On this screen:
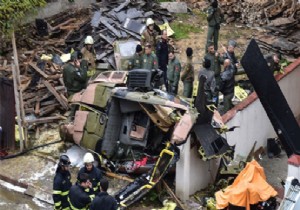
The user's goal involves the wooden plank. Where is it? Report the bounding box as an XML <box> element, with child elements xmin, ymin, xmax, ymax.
<box><xmin>40</xmin><ymin>99</ymin><xmax>58</xmax><ymax>107</ymax></box>
<box><xmin>35</xmin><ymin>101</ymin><xmax>40</xmax><ymax>115</ymax></box>
<box><xmin>28</xmin><ymin>62</ymin><xmax>49</xmax><ymax>79</ymax></box>
<box><xmin>26</xmin><ymin>116</ymin><xmax>66</xmax><ymax>124</ymax></box>
<box><xmin>42</xmin><ymin>79</ymin><xmax>69</xmax><ymax>110</ymax></box>
<box><xmin>39</xmin><ymin>104</ymin><xmax>59</xmax><ymax>116</ymax></box>
<box><xmin>162</xmin><ymin>180</ymin><xmax>186</xmax><ymax>210</ymax></box>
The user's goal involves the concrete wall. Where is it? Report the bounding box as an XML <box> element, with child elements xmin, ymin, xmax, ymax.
<box><xmin>226</xmin><ymin>64</ymin><xmax>300</xmax><ymax>156</ymax></box>
<box><xmin>36</xmin><ymin>0</ymin><xmax>96</xmax><ymax>19</ymax></box>
<box><xmin>175</xmin><ymin>59</ymin><xmax>300</xmax><ymax>201</ymax></box>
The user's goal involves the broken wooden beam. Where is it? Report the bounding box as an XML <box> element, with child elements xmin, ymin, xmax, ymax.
<box><xmin>42</xmin><ymin>79</ymin><xmax>69</xmax><ymax>110</ymax></box>
<box><xmin>28</xmin><ymin>62</ymin><xmax>49</xmax><ymax>79</ymax></box>
<box><xmin>162</xmin><ymin>179</ymin><xmax>186</xmax><ymax>210</ymax></box>
<box><xmin>26</xmin><ymin>116</ymin><xmax>66</xmax><ymax>124</ymax></box>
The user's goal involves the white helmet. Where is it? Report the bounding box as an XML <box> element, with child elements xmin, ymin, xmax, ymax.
<box><xmin>146</xmin><ymin>18</ymin><xmax>154</xmax><ymax>26</ymax></box>
<box><xmin>84</xmin><ymin>35</ymin><xmax>94</xmax><ymax>45</ymax></box>
<box><xmin>83</xmin><ymin>152</ymin><xmax>94</xmax><ymax>163</ymax></box>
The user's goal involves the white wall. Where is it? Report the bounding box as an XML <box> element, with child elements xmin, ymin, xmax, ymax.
<box><xmin>175</xmin><ymin>64</ymin><xmax>300</xmax><ymax>201</ymax></box>
<box><xmin>226</xmin><ymin>65</ymin><xmax>300</xmax><ymax>156</ymax></box>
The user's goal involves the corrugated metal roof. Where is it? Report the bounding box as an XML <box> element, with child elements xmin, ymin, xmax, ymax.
<box><xmin>0</xmin><ymin>78</ymin><xmax>15</xmax><ymax>150</ymax></box>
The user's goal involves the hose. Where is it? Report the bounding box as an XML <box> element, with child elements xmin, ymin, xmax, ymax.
<box><xmin>0</xmin><ymin>139</ymin><xmax>63</xmax><ymax>160</ymax></box>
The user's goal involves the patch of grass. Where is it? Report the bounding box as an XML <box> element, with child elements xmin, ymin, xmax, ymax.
<box><xmin>170</xmin><ymin>21</ymin><xmax>203</xmax><ymax>40</ymax></box>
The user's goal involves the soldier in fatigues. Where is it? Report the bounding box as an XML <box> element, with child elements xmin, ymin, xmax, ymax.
<box><xmin>220</xmin><ymin>59</ymin><xmax>235</xmax><ymax>113</ymax></box>
<box><xmin>181</xmin><ymin>47</ymin><xmax>194</xmax><ymax>98</ymax></box>
<box><xmin>167</xmin><ymin>50</ymin><xmax>181</xmax><ymax>95</ymax></box>
<box><xmin>204</xmin><ymin>42</ymin><xmax>224</xmax><ymax>105</ymax></box>
<box><xmin>63</xmin><ymin>51</ymin><xmax>88</xmax><ymax>97</ymax></box>
<box><xmin>141</xmin><ymin>18</ymin><xmax>158</xmax><ymax>50</ymax></box>
<box><xmin>206</xmin><ymin>0</ymin><xmax>224</xmax><ymax>51</ymax></box>
<box><xmin>128</xmin><ymin>44</ymin><xmax>143</xmax><ymax>70</ymax></box>
<box><xmin>222</xmin><ymin>40</ymin><xmax>239</xmax><ymax>74</ymax></box>
<box><xmin>142</xmin><ymin>44</ymin><xmax>158</xmax><ymax>70</ymax></box>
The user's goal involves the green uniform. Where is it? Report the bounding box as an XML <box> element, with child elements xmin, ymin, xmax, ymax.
<box><xmin>141</xmin><ymin>29</ymin><xmax>158</xmax><ymax>50</ymax></box>
<box><xmin>128</xmin><ymin>53</ymin><xmax>143</xmax><ymax>70</ymax></box>
<box><xmin>167</xmin><ymin>57</ymin><xmax>181</xmax><ymax>94</ymax></box>
<box><xmin>63</xmin><ymin>61</ymin><xmax>88</xmax><ymax>96</ymax></box>
<box><xmin>142</xmin><ymin>53</ymin><xmax>158</xmax><ymax>70</ymax></box>
<box><xmin>181</xmin><ymin>58</ymin><xmax>194</xmax><ymax>98</ymax></box>
<box><xmin>206</xmin><ymin>6</ymin><xmax>224</xmax><ymax>51</ymax></box>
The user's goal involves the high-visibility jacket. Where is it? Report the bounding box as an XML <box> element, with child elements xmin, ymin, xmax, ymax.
<box><xmin>77</xmin><ymin>166</ymin><xmax>103</xmax><ymax>196</ymax></box>
<box><xmin>68</xmin><ymin>184</ymin><xmax>92</xmax><ymax>210</ymax></box>
<box><xmin>53</xmin><ymin>169</ymin><xmax>72</xmax><ymax>210</ymax></box>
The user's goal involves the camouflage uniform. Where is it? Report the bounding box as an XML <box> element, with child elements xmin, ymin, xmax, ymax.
<box><xmin>206</xmin><ymin>5</ymin><xmax>224</xmax><ymax>51</ymax></box>
<box><xmin>181</xmin><ymin>58</ymin><xmax>194</xmax><ymax>98</ymax></box>
<box><xmin>142</xmin><ymin>53</ymin><xmax>158</xmax><ymax>70</ymax></box>
<box><xmin>63</xmin><ymin>61</ymin><xmax>88</xmax><ymax>96</ymax></box>
<box><xmin>167</xmin><ymin>57</ymin><xmax>181</xmax><ymax>94</ymax></box>
<box><xmin>128</xmin><ymin>53</ymin><xmax>143</xmax><ymax>70</ymax></box>
<box><xmin>141</xmin><ymin>29</ymin><xmax>158</xmax><ymax>50</ymax></box>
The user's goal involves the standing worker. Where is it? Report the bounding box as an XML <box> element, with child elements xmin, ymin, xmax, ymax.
<box><xmin>90</xmin><ymin>179</ymin><xmax>118</xmax><ymax>210</ymax></box>
<box><xmin>167</xmin><ymin>50</ymin><xmax>181</xmax><ymax>95</ymax></box>
<box><xmin>220</xmin><ymin>59</ymin><xmax>235</xmax><ymax>113</ymax></box>
<box><xmin>53</xmin><ymin>155</ymin><xmax>72</xmax><ymax>210</ymax></box>
<box><xmin>206</xmin><ymin>0</ymin><xmax>224</xmax><ymax>52</ymax></box>
<box><xmin>156</xmin><ymin>30</ymin><xmax>170</xmax><ymax>91</ymax></box>
<box><xmin>81</xmin><ymin>35</ymin><xmax>96</xmax><ymax>78</ymax></box>
<box><xmin>141</xmin><ymin>18</ymin><xmax>158</xmax><ymax>50</ymax></box>
<box><xmin>63</xmin><ymin>51</ymin><xmax>88</xmax><ymax>97</ymax></box>
<box><xmin>198</xmin><ymin>58</ymin><xmax>217</xmax><ymax>104</ymax></box>
<box><xmin>222</xmin><ymin>40</ymin><xmax>239</xmax><ymax>74</ymax></box>
<box><xmin>204</xmin><ymin>42</ymin><xmax>224</xmax><ymax>105</ymax></box>
<box><xmin>181</xmin><ymin>47</ymin><xmax>195</xmax><ymax>98</ymax></box>
<box><xmin>77</xmin><ymin>152</ymin><xmax>103</xmax><ymax>197</ymax></box>
<box><xmin>142</xmin><ymin>43</ymin><xmax>158</xmax><ymax>70</ymax></box>
<box><xmin>128</xmin><ymin>44</ymin><xmax>143</xmax><ymax>70</ymax></box>
<box><xmin>68</xmin><ymin>173</ymin><xmax>93</xmax><ymax>210</ymax></box>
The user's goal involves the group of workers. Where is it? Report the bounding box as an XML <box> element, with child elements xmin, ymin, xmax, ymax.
<box><xmin>62</xmin><ymin>0</ymin><xmax>283</xmax><ymax>112</ymax></box>
<box><xmin>53</xmin><ymin>153</ymin><xmax>117</xmax><ymax>210</ymax></box>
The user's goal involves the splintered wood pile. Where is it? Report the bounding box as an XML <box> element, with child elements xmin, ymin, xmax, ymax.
<box><xmin>219</xmin><ymin>0</ymin><xmax>300</xmax><ymax>26</ymax></box>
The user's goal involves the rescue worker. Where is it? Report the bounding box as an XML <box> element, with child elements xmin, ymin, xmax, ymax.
<box><xmin>167</xmin><ymin>50</ymin><xmax>181</xmax><ymax>95</ymax></box>
<box><xmin>53</xmin><ymin>155</ymin><xmax>72</xmax><ymax>210</ymax></box>
<box><xmin>181</xmin><ymin>47</ymin><xmax>194</xmax><ymax>98</ymax></box>
<box><xmin>77</xmin><ymin>152</ymin><xmax>103</xmax><ymax>197</ymax></box>
<box><xmin>198</xmin><ymin>58</ymin><xmax>216</xmax><ymax>104</ymax></box>
<box><xmin>128</xmin><ymin>44</ymin><xmax>143</xmax><ymax>70</ymax></box>
<box><xmin>265</xmin><ymin>53</ymin><xmax>281</xmax><ymax>73</ymax></box>
<box><xmin>141</xmin><ymin>18</ymin><xmax>158</xmax><ymax>50</ymax></box>
<box><xmin>204</xmin><ymin>42</ymin><xmax>224</xmax><ymax>105</ymax></box>
<box><xmin>68</xmin><ymin>173</ymin><xmax>93</xmax><ymax>210</ymax></box>
<box><xmin>223</xmin><ymin>40</ymin><xmax>239</xmax><ymax>74</ymax></box>
<box><xmin>81</xmin><ymin>35</ymin><xmax>96</xmax><ymax>77</ymax></box>
<box><xmin>63</xmin><ymin>51</ymin><xmax>88</xmax><ymax>97</ymax></box>
<box><xmin>156</xmin><ymin>30</ymin><xmax>170</xmax><ymax>91</ymax></box>
<box><xmin>90</xmin><ymin>179</ymin><xmax>118</xmax><ymax>210</ymax></box>
<box><xmin>142</xmin><ymin>43</ymin><xmax>158</xmax><ymax>70</ymax></box>
<box><xmin>206</xmin><ymin>0</ymin><xmax>224</xmax><ymax>52</ymax></box>
<box><xmin>220</xmin><ymin>59</ymin><xmax>235</xmax><ymax>113</ymax></box>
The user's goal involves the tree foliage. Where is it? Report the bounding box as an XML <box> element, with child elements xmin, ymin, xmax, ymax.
<box><xmin>0</xmin><ymin>0</ymin><xmax>46</xmax><ymax>35</ymax></box>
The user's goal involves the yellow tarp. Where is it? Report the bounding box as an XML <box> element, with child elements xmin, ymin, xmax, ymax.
<box><xmin>215</xmin><ymin>160</ymin><xmax>277</xmax><ymax>210</ymax></box>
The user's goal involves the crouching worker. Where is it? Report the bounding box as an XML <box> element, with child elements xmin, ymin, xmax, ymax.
<box><xmin>53</xmin><ymin>155</ymin><xmax>72</xmax><ymax>210</ymax></box>
<box><xmin>77</xmin><ymin>152</ymin><xmax>103</xmax><ymax>198</ymax></box>
<box><xmin>90</xmin><ymin>178</ymin><xmax>118</xmax><ymax>210</ymax></box>
<box><xmin>68</xmin><ymin>173</ymin><xmax>93</xmax><ymax>210</ymax></box>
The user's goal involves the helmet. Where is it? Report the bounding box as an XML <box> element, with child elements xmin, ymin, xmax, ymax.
<box><xmin>70</xmin><ymin>51</ymin><xmax>83</xmax><ymax>61</ymax></box>
<box><xmin>59</xmin><ymin>155</ymin><xmax>71</xmax><ymax>166</ymax></box>
<box><xmin>83</xmin><ymin>152</ymin><xmax>94</xmax><ymax>163</ymax></box>
<box><xmin>146</xmin><ymin>18</ymin><xmax>154</xmax><ymax>26</ymax></box>
<box><xmin>84</xmin><ymin>35</ymin><xmax>94</xmax><ymax>45</ymax></box>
